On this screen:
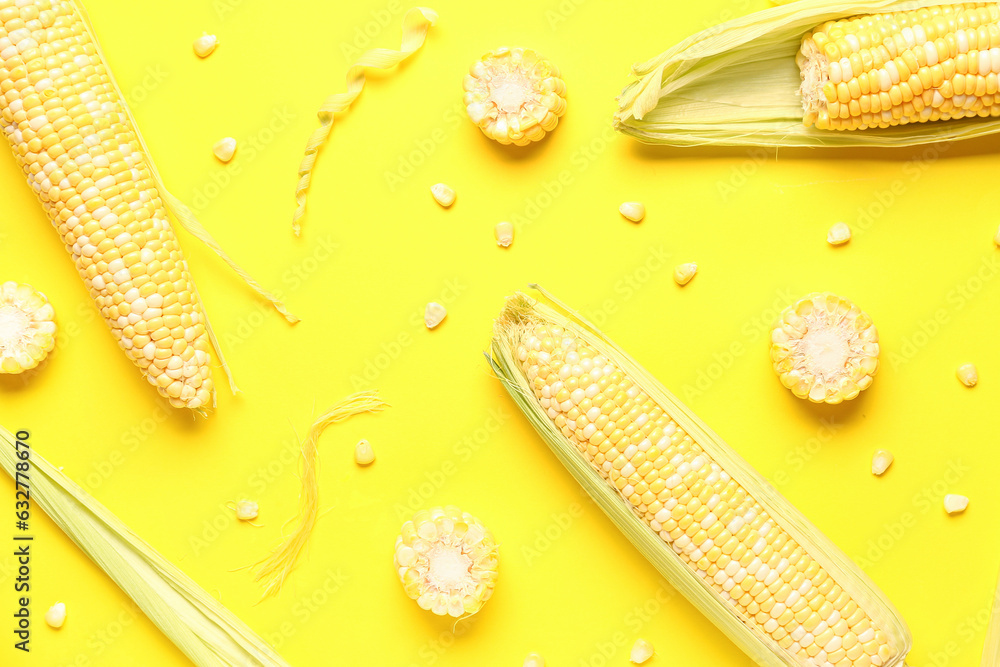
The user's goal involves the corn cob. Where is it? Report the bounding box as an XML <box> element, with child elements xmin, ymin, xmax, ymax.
<box><xmin>393</xmin><ymin>506</ymin><xmax>499</xmax><ymax>618</ymax></box>
<box><xmin>615</xmin><ymin>0</ymin><xmax>1000</xmax><ymax>147</ymax></box>
<box><xmin>491</xmin><ymin>290</ymin><xmax>911</xmax><ymax>667</ymax></box>
<box><xmin>0</xmin><ymin>0</ymin><xmax>290</xmax><ymax>408</ymax></box>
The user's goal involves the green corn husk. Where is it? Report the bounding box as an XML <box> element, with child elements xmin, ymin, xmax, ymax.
<box><xmin>0</xmin><ymin>427</ymin><xmax>289</xmax><ymax>667</ymax></box>
<box><xmin>489</xmin><ymin>288</ymin><xmax>912</xmax><ymax>667</ymax></box>
<box><xmin>983</xmin><ymin>568</ymin><xmax>1000</xmax><ymax>666</ymax></box>
<box><xmin>614</xmin><ymin>0</ymin><xmax>1000</xmax><ymax>147</ymax></box>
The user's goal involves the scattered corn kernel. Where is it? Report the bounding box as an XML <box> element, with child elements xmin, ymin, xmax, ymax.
<box><xmin>0</xmin><ymin>282</ymin><xmax>57</xmax><ymax>374</ymax></box>
<box><xmin>871</xmin><ymin>450</ymin><xmax>894</xmax><ymax>476</ymax></box>
<box><xmin>944</xmin><ymin>494</ymin><xmax>969</xmax><ymax>515</ymax></box>
<box><xmin>45</xmin><ymin>602</ymin><xmax>66</xmax><ymax>629</ymax></box>
<box><xmin>619</xmin><ymin>201</ymin><xmax>646</xmax><ymax>223</ymax></box>
<box><xmin>630</xmin><ymin>638</ymin><xmax>655</xmax><ymax>663</ymax></box>
<box><xmin>673</xmin><ymin>263</ymin><xmax>698</xmax><ymax>286</ymax></box>
<box><xmin>235</xmin><ymin>500</ymin><xmax>259</xmax><ymax>521</ymax></box>
<box><xmin>770</xmin><ymin>292</ymin><xmax>879</xmax><ymax>404</ymax></box>
<box><xmin>355</xmin><ymin>439</ymin><xmax>375</xmax><ymax>466</ymax></box>
<box><xmin>463</xmin><ymin>47</ymin><xmax>567</xmax><ymax>146</ymax></box>
<box><xmin>523</xmin><ymin>653</ymin><xmax>545</xmax><ymax>667</ymax></box>
<box><xmin>827</xmin><ymin>222</ymin><xmax>851</xmax><ymax>245</ymax></box>
<box><xmin>424</xmin><ymin>302</ymin><xmax>447</xmax><ymax>329</ymax></box>
<box><xmin>393</xmin><ymin>506</ymin><xmax>499</xmax><ymax>617</ymax></box>
<box><xmin>430</xmin><ymin>183</ymin><xmax>456</xmax><ymax>208</ymax></box>
<box><xmin>193</xmin><ymin>33</ymin><xmax>218</xmax><ymax>58</ymax></box>
<box><xmin>956</xmin><ymin>363</ymin><xmax>978</xmax><ymax>388</ymax></box>
<box><xmin>213</xmin><ymin>137</ymin><xmax>237</xmax><ymax>163</ymax></box>
<box><xmin>495</xmin><ymin>222</ymin><xmax>514</xmax><ymax>248</ymax></box>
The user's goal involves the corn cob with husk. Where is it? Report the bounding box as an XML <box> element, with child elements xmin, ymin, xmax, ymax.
<box><xmin>615</xmin><ymin>0</ymin><xmax>1000</xmax><ymax>147</ymax></box>
<box><xmin>0</xmin><ymin>0</ymin><xmax>292</xmax><ymax>409</ymax></box>
<box><xmin>490</xmin><ymin>289</ymin><xmax>911</xmax><ymax>667</ymax></box>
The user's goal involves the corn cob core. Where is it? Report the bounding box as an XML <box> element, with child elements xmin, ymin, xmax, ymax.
<box><xmin>770</xmin><ymin>293</ymin><xmax>879</xmax><ymax>404</ymax></box>
<box><xmin>507</xmin><ymin>316</ymin><xmax>896</xmax><ymax>667</ymax></box>
<box><xmin>797</xmin><ymin>3</ymin><xmax>1000</xmax><ymax>130</ymax></box>
<box><xmin>394</xmin><ymin>506</ymin><xmax>498</xmax><ymax>618</ymax></box>
<box><xmin>0</xmin><ymin>281</ymin><xmax>56</xmax><ymax>373</ymax></box>
<box><xmin>463</xmin><ymin>47</ymin><xmax>567</xmax><ymax>146</ymax></box>
<box><xmin>0</xmin><ymin>0</ymin><xmax>214</xmax><ymax>408</ymax></box>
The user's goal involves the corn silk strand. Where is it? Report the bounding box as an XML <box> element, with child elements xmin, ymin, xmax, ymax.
<box><xmin>0</xmin><ymin>426</ymin><xmax>290</xmax><ymax>667</ymax></box>
<box><xmin>292</xmin><ymin>7</ymin><xmax>437</xmax><ymax>236</ymax></box>
<box><xmin>253</xmin><ymin>391</ymin><xmax>389</xmax><ymax>597</ymax></box>
<box><xmin>71</xmin><ymin>0</ymin><xmax>297</xmax><ymax>400</ymax></box>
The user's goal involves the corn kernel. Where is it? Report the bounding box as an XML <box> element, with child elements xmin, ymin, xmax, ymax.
<box><xmin>827</xmin><ymin>222</ymin><xmax>852</xmax><ymax>245</ymax></box>
<box><xmin>193</xmin><ymin>33</ymin><xmax>218</xmax><ymax>58</ymax></box>
<box><xmin>44</xmin><ymin>602</ymin><xmax>66</xmax><ymax>629</ymax></box>
<box><xmin>673</xmin><ymin>263</ymin><xmax>698</xmax><ymax>286</ymax></box>
<box><xmin>619</xmin><ymin>201</ymin><xmax>646</xmax><ymax>223</ymax></box>
<box><xmin>630</xmin><ymin>638</ymin><xmax>655</xmax><ymax>664</ymax></box>
<box><xmin>424</xmin><ymin>302</ymin><xmax>447</xmax><ymax>329</ymax></box>
<box><xmin>213</xmin><ymin>137</ymin><xmax>237</xmax><ymax>163</ymax></box>
<box><xmin>495</xmin><ymin>221</ymin><xmax>514</xmax><ymax>247</ymax></box>
<box><xmin>956</xmin><ymin>363</ymin><xmax>978</xmax><ymax>387</ymax></box>
<box><xmin>355</xmin><ymin>439</ymin><xmax>375</xmax><ymax>466</ymax></box>
<box><xmin>430</xmin><ymin>183</ymin><xmax>456</xmax><ymax>208</ymax></box>
<box><xmin>235</xmin><ymin>500</ymin><xmax>259</xmax><ymax>521</ymax></box>
<box><xmin>523</xmin><ymin>653</ymin><xmax>545</xmax><ymax>667</ymax></box>
<box><xmin>944</xmin><ymin>494</ymin><xmax>969</xmax><ymax>515</ymax></box>
<box><xmin>871</xmin><ymin>450</ymin><xmax>893</xmax><ymax>476</ymax></box>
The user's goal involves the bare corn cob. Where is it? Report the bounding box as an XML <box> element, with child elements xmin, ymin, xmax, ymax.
<box><xmin>0</xmin><ymin>0</ymin><xmax>214</xmax><ymax>407</ymax></box>
<box><xmin>798</xmin><ymin>3</ymin><xmax>1000</xmax><ymax>130</ymax></box>
<box><xmin>491</xmin><ymin>292</ymin><xmax>911</xmax><ymax>667</ymax></box>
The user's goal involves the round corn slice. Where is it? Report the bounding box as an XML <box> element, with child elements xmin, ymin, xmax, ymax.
<box><xmin>770</xmin><ymin>292</ymin><xmax>879</xmax><ymax>404</ymax></box>
<box><xmin>0</xmin><ymin>282</ymin><xmax>57</xmax><ymax>375</ymax></box>
<box><xmin>463</xmin><ymin>47</ymin><xmax>567</xmax><ymax>146</ymax></box>
<box><xmin>393</xmin><ymin>506</ymin><xmax>498</xmax><ymax>618</ymax></box>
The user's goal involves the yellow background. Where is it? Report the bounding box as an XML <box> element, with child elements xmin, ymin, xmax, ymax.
<box><xmin>2</xmin><ymin>0</ymin><xmax>999</xmax><ymax>665</ymax></box>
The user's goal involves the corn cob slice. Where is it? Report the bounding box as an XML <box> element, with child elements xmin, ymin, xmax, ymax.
<box><xmin>0</xmin><ymin>0</ymin><xmax>291</xmax><ymax>408</ymax></box>
<box><xmin>615</xmin><ymin>0</ymin><xmax>1000</xmax><ymax>147</ymax></box>
<box><xmin>0</xmin><ymin>281</ymin><xmax>56</xmax><ymax>373</ymax></box>
<box><xmin>393</xmin><ymin>506</ymin><xmax>499</xmax><ymax>618</ymax></box>
<box><xmin>463</xmin><ymin>47</ymin><xmax>567</xmax><ymax>146</ymax></box>
<box><xmin>770</xmin><ymin>293</ymin><xmax>879</xmax><ymax>404</ymax></box>
<box><xmin>491</xmin><ymin>290</ymin><xmax>911</xmax><ymax>667</ymax></box>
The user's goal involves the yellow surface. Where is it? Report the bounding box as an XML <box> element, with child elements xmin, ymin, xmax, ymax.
<box><xmin>1</xmin><ymin>0</ymin><xmax>999</xmax><ymax>665</ymax></box>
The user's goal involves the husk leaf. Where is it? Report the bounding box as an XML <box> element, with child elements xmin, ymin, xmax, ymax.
<box><xmin>0</xmin><ymin>426</ymin><xmax>289</xmax><ymax>667</ymax></box>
